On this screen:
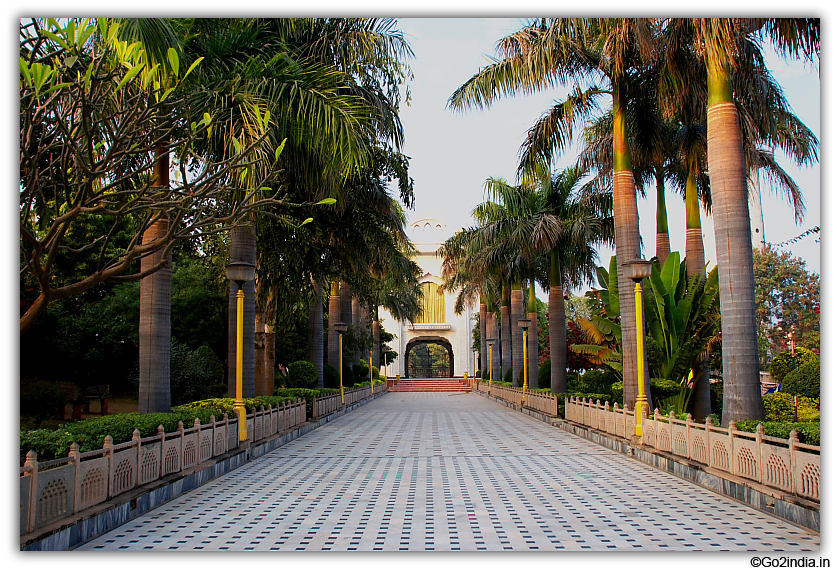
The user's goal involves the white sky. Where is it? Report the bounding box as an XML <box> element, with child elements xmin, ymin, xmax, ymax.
<box><xmin>393</xmin><ymin>18</ymin><xmax>821</xmax><ymax>297</ymax></box>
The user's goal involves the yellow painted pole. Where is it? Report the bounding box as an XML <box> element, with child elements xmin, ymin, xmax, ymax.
<box><xmin>521</xmin><ymin>328</ymin><xmax>528</xmax><ymax>405</ymax></box>
<box><xmin>339</xmin><ymin>333</ymin><xmax>345</xmax><ymax>405</ymax></box>
<box><xmin>634</xmin><ymin>280</ymin><xmax>648</xmax><ymax>437</ymax></box>
<box><xmin>234</xmin><ymin>288</ymin><xmax>247</xmax><ymax>442</ymax></box>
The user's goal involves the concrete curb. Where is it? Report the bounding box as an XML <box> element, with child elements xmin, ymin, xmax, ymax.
<box><xmin>21</xmin><ymin>390</ymin><xmax>388</xmax><ymax>551</ymax></box>
<box><xmin>471</xmin><ymin>389</ymin><xmax>819</xmax><ymax>533</ymax></box>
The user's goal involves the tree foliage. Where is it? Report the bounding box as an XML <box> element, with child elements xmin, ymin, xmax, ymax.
<box><xmin>753</xmin><ymin>246</ymin><xmax>820</xmax><ymax>359</ymax></box>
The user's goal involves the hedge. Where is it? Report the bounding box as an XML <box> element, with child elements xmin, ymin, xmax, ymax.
<box><xmin>736</xmin><ymin>420</ymin><xmax>820</xmax><ymax>446</ymax></box>
<box><xmin>762</xmin><ymin>393</ymin><xmax>819</xmax><ymax>422</ymax></box>
<box><xmin>781</xmin><ymin>361</ymin><xmax>820</xmax><ymax>399</ymax></box>
<box><xmin>286</xmin><ymin>360</ymin><xmax>317</xmax><ymax>389</ymax></box>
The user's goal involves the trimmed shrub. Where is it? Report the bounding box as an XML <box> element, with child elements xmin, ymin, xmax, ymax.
<box><xmin>353</xmin><ymin>363</ymin><xmax>370</xmax><ymax>384</ymax></box>
<box><xmin>323</xmin><ymin>364</ymin><xmax>340</xmax><ymax>389</ymax></box>
<box><xmin>504</xmin><ymin>367</ymin><xmax>513</xmax><ymax>383</ymax></box>
<box><xmin>781</xmin><ymin>361</ymin><xmax>820</xmax><ymax>398</ymax></box>
<box><xmin>574</xmin><ymin>369</ymin><xmax>617</xmax><ymax>394</ymax></box>
<box><xmin>286</xmin><ymin>360</ymin><xmax>318</xmax><ymax>389</ymax></box>
<box><xmin>736</xmin><ymin>420</ymin><xmax>820</xmax><ymax>446</ymax></box>
<box><xmin>762</xmin><ymin>392</ymin><xmax>820</xmax><ymax>422</ymax></box>
<box><xmin>610</xmin><ymin>381</ymin><xmax>624</xmax><ymax>405</ymax></box>
<box><xmin>605</xmin><ymin>379</ymin><xmax>683</xmax><ymax>409</ymax></box>
<box><xmin>770</xmin><ymin>347</ymin><xmax>818</xmax><ymax>382</ymax></box>
<box><xmin>537</xmin><ymin>361</ymin><xmax>551</xmax><ymax>389</ymax></box>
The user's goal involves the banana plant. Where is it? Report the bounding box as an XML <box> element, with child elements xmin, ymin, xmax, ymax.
<box><xmin>644</xmin><ymin>251</ymin><xmax>720</xmax><ymax>386</ymax></box>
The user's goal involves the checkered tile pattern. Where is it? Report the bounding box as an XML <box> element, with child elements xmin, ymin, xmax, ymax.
<box><xmin>77</xmin><ymin>393</ymin><xmax>819</xmax><ymax>551</ymax></box>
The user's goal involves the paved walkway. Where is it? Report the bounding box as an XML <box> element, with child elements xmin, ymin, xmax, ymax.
<box><xmin>78</xmin><ymin>393</ymin><xmax>818</xmax><ymax>551</ymax></box>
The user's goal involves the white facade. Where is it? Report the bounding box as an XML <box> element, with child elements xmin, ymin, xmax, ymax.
<box><xmin>379</xmin><ymin>217</ymin><xmax>477</xmax><ymax>378</ymax></box>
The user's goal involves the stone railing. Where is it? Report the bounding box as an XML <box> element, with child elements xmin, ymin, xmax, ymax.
<box><xmin>484</xmin><ymin>383</ymin><xmax>558</xmax><ymax>417</ymax></box>
<box><xmin>565</xmin><ymin>397</ymin><xmax>820</xmax><ymax>503</ymax></box>
<box><xmin>312</xmin><ymin>383</ymin><xmax>387</xmax><ymax>418</ymax></box>
<box><xmin>19</xmin><ymin>399</ymin><xmax>306</xmax><ymax>536</ymax></box>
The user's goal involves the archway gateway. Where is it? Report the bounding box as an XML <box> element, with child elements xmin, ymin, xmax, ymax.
<box><xmin>405</xmin><ymin>337</ymin><xmax>454</xmax><ymax>378</ymax></box>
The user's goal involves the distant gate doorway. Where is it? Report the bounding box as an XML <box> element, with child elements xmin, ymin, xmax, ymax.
<box><xmin>405</xmin><ymin>337</ymin><xmax>454</xmax><ymax>378</ymax></box>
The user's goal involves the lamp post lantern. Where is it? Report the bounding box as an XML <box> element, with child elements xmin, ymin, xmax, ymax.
<box><xmin>226</xmin><ymin>259</ymin><xmax>256</xmax><ymax>443</ymax></box>
<box><xmin>334</xmin><ymin>322</ymin><xmax>348</xmax><ymax>405</ymax></box>
<box><xmin>623</xmin><ymin>258</ymin><xmax>653</xmax><ymax>437</ymax></box>
<box><xmin>518</xmin><ymin>318</ymin><xmax>531</xmax><ymax>405</ymax></box>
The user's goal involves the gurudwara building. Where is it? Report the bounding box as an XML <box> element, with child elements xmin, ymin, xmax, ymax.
<box><xmin>379</xmin><ymin>216</ymin><xmax>478</xmax><ymax>378</ymax></box>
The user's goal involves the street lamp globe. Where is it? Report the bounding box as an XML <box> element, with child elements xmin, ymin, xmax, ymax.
<box><xmin>226</xmin><ymin>260</ymin><xmax>256</xmax><ymax>288</ymax></box>
<box><xmin>622</xmin><ymin>258</ymin><xmax>653</xmax><ymax>283</ymax></box>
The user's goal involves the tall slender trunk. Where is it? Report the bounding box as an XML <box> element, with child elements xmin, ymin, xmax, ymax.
<box><xmin>548</xmin><ymin>249</ymin><xmax>567</xmax><ymax>393</ymax></box>
<box><xmin>138</xmin><ymin>147</ymin><xmax>171</xmax><ymax>413</ymax></box>
<box><xmin>501</xmin><ymin>284</ymin><xmax>511</xmax><ymax>381</ymax></box>
<box><xmin>264</xmin><ymin>287</ymin><xmax>276</xmax><ymax>396</ymax></box>
<box><xmin>510</xmin><ymin>285</ymin><xmax>524</xmax><ymax>387</ymax></box>
<box><xmin>528</xmin><ymin>280</ymin><xmax>538</xmax><ymax>389</ymax></box>
<box><xmin>655</xmin><ymin>165</ymin><xmax>671</xmax><ymax>265</ymax></box>
<box><xmin>308</xmin><ymin>278</ymin><xmax>325</xmax><ymax>387</ymax></box>
<box><xmin>685</xmin><ymin>171</ymin><xmax>707</xmax><ymax>279</ymax></box>
<box><xmin>488</xmin><ymin>311</ymin><xmax>501</xmax><ymax>382</ymax></box>
<box><xmin>361</xmin><ymin>304</ymin><xmax>370</xmax><ymax>369</ymax></box>
<box><xmin>328</xmin><ymin>281</ymin><xmax>341</xmax><ymax>372</ymax></box>
<box><xmin>706</xmin><ymin>45</ymin><xmax>763</xmax><ymax>423</ymax></box>
<box><xmin>685</xmin><ymin>169</ymin><xmax>712</xmax><ymax>419</ymax></box>
<box><xmin>352</xmin><ymin>297</ymin><xmax>361</xmax><ymax>366</ymax></box>
<box><xmin>372</xmin><ymin>317</ymin><xmax>380</xmax><ymax>376</ymax></box>
<box><xmin>254</xmin><ymin>277</ymin><xmax>267</xmax><ymax>396</ymax></box>
<box><xmin>479</xmin><ymin>300</ymin><xmax>487</xmax><ymax>374</ymax></box>
<box><xmin>227</xmin><ymin>223</ymin><xmax>256</xmax><ymax>399</ymax></box>
<box><xmin>613</xmin><ymin>84</ymin><xmax>648</xmax><ymax>406</ymax></box>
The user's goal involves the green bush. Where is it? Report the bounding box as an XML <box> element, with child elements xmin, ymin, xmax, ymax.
<box><xmin>710</xmin><ymin>380</ymin><xmax>724</xmax><ymax>416</ymax></box>
<box><xmin>736</xmin><ymin>420</ymin><xmax>820</xmax><ymax>446</ymax></box>
<box><xmin>273</xmin><ymin>388</ymin><xmax>324</xmax><ymax>417</ymax></box>
<box><xmin>574</xmin><ymin>369</ymin><xmax>617</xmax><ymax>394</ymax></box>
<box><xmin>20</xmin><ymin>381</ymin><xmax>68</xmax><ymax>428</ymax></box>
<box><xmin>323</xmin><ymin>364</ymin><xmax>340</xmax><ymax>389</ymax></box>
<box><xmin>556</xmin><ymin>391</ymin><xmax>615</xmax><ymax>417</ymax></box>
<box><xmin>286</xmin><ymin>360</ymin><xmax>318</xmax><ymax>389</ymax></box>
<box><xmin>610</xmin><ymin>381</ymin><xmax>624</xmax><ymax>405</ymax></box>
<box><xmin>762</xmin><ymin>392</ymin><xmax>820</xmax><ymax>422</ymax></box>
<box><xmin>781</xmin><ymin>361</ymin><xmax>820</xmax><ymax>398</ymax></box>
<box><xmin>504</xmin><ymin>367</ymin><xmax>513</xmax><ymax>383</ymax></box>
<box><xmin>770</xmin><ymin>347</ymin><xmax>818</xmax><ymax>382</ymax></box>
<box><xmin>537</xmin><ymin>361</ymin><xmax>551</xmax><ymax>389</ymax></box>
<box><xmin>607</xmin><ymin>379</ymin><xmax>682</xmax><ymax>409</ymax></box>
<box><xmin>21</xmin><ymin>408</ymin><xmax>226</xmax><ymax>462</ymax></box>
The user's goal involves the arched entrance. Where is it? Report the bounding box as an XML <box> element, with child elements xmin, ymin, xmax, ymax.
<box><xmin>405</xmin><ymin>337</ymin><xmax>454</xmax><ymax>378</ymax></box>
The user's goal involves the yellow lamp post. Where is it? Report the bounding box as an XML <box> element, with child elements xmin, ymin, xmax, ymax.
<box><xmin>335</xmin><ymin>322</ymin><xmax>348</xmax><ymax>405</ymax></box>
<box><xmin>226</xmin><ymin>259</ymin><xmax>256</xmax><ymax>443</ymax></box>
<box><xmin>487</xmin><ymin>337</ymin><xmax>496</xmax><ymax>386</ymax></box>
<box><xmin>623</xmin><ymin>258</ymin><xmax>653</xmax><ymax>437</ymax></box>
<box><xmin>518</xmin><ymin>318</ymin><xmax>531</xmax><ymax>405</ymax></box>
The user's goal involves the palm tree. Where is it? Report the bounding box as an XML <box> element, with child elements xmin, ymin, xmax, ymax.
<box><xmin>450</xmin><ymin>18</ymin><xmax>657</xmax><ymax>407</ymax></box>
<box><xmin>660</xmin><ymin>18</ymin><xmax>818</xmax><ymax>422</ymax></box>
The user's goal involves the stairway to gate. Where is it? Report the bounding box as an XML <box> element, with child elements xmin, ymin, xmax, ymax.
<box><xmin>388</xmin><ymin>377</ymin><xmax>471</xmax><ymax>392</ymax></box>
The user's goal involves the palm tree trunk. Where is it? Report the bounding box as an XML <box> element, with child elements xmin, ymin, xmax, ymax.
<box><xmin>227</xmin><ymin>223</ymin><xmax>257</xmax><ymax>399</ymax></box>
<box><xmin>372</xmin><ymin>317</ymin><xmax>380</xmax><ymax>376</ymax></box>
<box><xmin>352</xmin><ymin>297</ymin><xmax>361</xmax><ymax>366</ymax></box>
<box><xmin>254</xmin><ymin>280</ymin><xmax>267</xmax><ymax>396</ymax></box>
<box><xmin>685</xmin><ymin>171</ymin><xmax>707</xmax><ymax>279</ymax></box>
<box><xmin>655</xmin><ymin>166</ymin><xmax>671</xmax><ymax>265</ymax></box>
<box><xmin>138</xmin><ymin>148</ymin><xmax>171</xmax><ymax>413</ymax></box>
<box><xmin>613</xmin><ymin>85</ymin><xmax>649</xmax><ymax>407</ymax></box>
<box><xmin>528</xmin><ymin>280</ymin><xmax>538</xmax><ymax>390</ymax></box>
<box><xmin>706</xmin><ymin>48</ymin><xmax>763</xmax><ymax>423</ymax></box>
<box><xmin>479</xmin><ymin>300</ymin><xmax>487</xmax><ymax>374</ymax></box>
<box><xmin>308</xmin><ymin>278</ymin><xmax>325</xmax><ymax>387</ymax></box>
<box><xmin>264</xmin><ymin>287</ymin><xmax>276</xmax><ymax>396</ymax></box>
<box><xmin>328</xmin><ymin>281</ymin><xmax>341</xmax><ymax>372</ymax></box>
<box><xmin>501</xmin><ymin>284</ymin><xmax>511</xmax><ymax>381</ymax></box>
<box><xmin>549</xmin><ymin>250</ymin><xmax>567</xmax><ymax>393</ymax></box>
<box><xmin>685</xmin><ymin>169</ymin><xmax>712</xmax><ymax>419</ymax></box>
<box><xmin>361</xmin><ymin>304</ymin><xmax>370</xmax><ymax>369</ymax></box>
<box><xmin>487</xmin><ymin>311</ymin><xmax>501</xmax><ymax>381</ymax></box>
<box><xmin>511</xmin><ymin>285</ymin><xmax>524</xmax><ymax>387</ymax></box>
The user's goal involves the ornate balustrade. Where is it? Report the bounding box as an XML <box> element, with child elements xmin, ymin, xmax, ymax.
<box><xmin>312</xmin><ymin>383</ymin><xmax>387</xmax><ymax>418</ymax></box>
<box><xmin>483</xmin><ymin>383</ymin><xmax>558</xmax><ymax>417</ymax></box>
<box><xmin>564</xmin><ymin>396</ymin><xmax>820</xmax><ymax>502</ymax></box>
<box><xmin>20</xmin><ymin>399</ymin><xmax>306</xmax><ymax>536</ymax></box>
